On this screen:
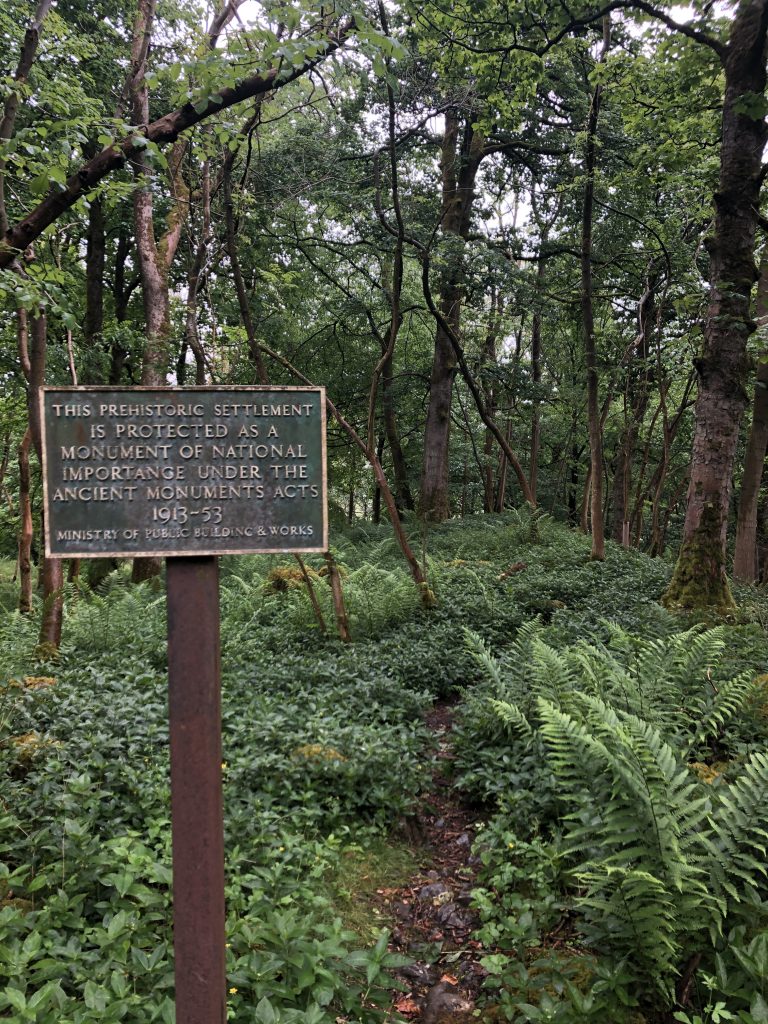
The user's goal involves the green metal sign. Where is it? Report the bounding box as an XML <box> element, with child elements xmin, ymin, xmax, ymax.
<box><xmin>41</xmin><ymin>387</ymin><xmax>328</xmax><ymax>557</ymax></box>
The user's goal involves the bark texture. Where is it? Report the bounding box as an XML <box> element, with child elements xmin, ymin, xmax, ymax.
<box><xmin>610</xmin><ymin>270</ymin><xmax>658</xmax><ymax>544</ymax></box>
<box><xmin>733</xmin><ymin>256</ymin><xmax>768</xmax><ymax>581</ymax></box>
<box><xmin>26</xmin><ymin>315</ymin><xmax>63</xmax><ymax>649</ymax></box>
<box><xmin>0</xmin><ymin>0</ymin><xmax>54</xmax><ymax>236</ymax></box>
<box><xmin>17</xmin><ymin>428</ymin><xmax>33</xmax><ymax>615</ymax></box>
<box><xmin>665</xmin><ymin>0</ymin><xmax>768</xmax><ymax>608</ymax></box>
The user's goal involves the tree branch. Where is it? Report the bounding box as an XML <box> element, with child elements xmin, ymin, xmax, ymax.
<box><xmin>0</xmin><ymin>22</ymin><xmax>352</xmax><ymax>268</ymax></box>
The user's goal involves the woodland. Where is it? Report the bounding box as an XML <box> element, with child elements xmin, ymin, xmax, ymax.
<box><xmin>2</xmin><ymin>0</ymin><xmax>768</xmax><ymax>1022</ymax></box>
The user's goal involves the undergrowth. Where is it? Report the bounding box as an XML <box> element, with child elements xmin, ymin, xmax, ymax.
<box><xmin>1</xmin><ymin>510</ymin><xmax>767</xmax><ymax>1022</ymax></box>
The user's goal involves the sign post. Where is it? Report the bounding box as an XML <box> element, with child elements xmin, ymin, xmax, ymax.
<box><xmin>40</xmin><ymin>387</ymin><xmax>327</xmax><ymax>1023</ymax></box>
<box><xmin>167</xmin><ymin>555</ymin><xmax>225</xmax><ymax>1024</ymax></box>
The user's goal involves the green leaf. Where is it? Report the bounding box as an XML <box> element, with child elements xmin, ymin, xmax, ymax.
<box><xmin>255</xmin><ymin>995</ymin><xmax>277</xmax><ymax>1024</ymax></box>
<box><xmin>84</xmin><ymin>981</ymin><xmax>108</xmax><ymax>1012</ymax></box>
<box><xmin>29</xmin><ymin>173</ymin><xmax>50</xmax><ymax>195</ymax></box>
<box><xmin>733</xmin><ymin>92</ymin><xmax>768</xmax><ymax>121</ymax></box>
<box><xmin>4</xmin><ymin>988</ymin><xmax>26</xmax><ymax>1013</ymax></box>
<box><xmin>751</xmin><ymin>993</ymin><xmax>768</xmax><ymax>1024</ymax></box>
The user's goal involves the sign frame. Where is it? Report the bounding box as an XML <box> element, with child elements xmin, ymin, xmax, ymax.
<box><xmin>39</xmin><ymin>385</ymin><xmax>328</xmax><ymax>559</ymax></box>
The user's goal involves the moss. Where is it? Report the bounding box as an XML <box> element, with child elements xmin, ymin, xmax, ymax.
<box><xmin>264</xmin><ymin>564</ymin><xmax>320</xmax><ymax>592</ymax></box>
<box><xmin>33</xmin><ymin>640</ymin><xmax>61</xmax><ymax>663</ymax></box>
<box><xmin>291</xmin><ymin>743</ymin><xmax>347</xmax><ymax>762</ymax></box>
<box><xmin>9</xmin><ymin>731</ymin><xmax>60</xmax><ymax>764</ymax></box>
<box><xmin>662</xmin><ymin>503</ymin><xmax>735</xmax><ymax>612</ymax></box>
<box><xmin>321</xmin><ymin>838</ymin><xmax>421</xmax><ymax>941</ymax></box>
<box><xmin>22</xmin><ymin>675</ymin><xmax>56</xmax><ymax>690</ymax></box>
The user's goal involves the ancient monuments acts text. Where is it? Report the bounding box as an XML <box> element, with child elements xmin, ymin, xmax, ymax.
<box><xmin>41</xmin><ymin>387</ymin><xmax>327</xmax><ymax>557</ymax></box>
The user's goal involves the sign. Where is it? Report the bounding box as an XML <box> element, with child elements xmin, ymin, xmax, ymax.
<box><xmin>40</xmin><ymin>386</ymin><xmax>328</xmax><ymax>558</ymax></box>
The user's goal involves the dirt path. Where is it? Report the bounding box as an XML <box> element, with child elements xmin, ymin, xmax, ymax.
<box><xmin>379</xmin><ymin>702</ymin><xmax>489</xmax><ymax>1023</ymax></box>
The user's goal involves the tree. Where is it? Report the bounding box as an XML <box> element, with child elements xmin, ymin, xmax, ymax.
<box><xmin>663</xmin><ymin>0</ymin><xmax>768</xmax><ymax>609</ymax></box>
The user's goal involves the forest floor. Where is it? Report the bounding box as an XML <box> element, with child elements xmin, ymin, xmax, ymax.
<box><xmin>381</xmin><ymin>702</ymin><xmax>487</xmax><ymax>1023</ymax></box>
<box><xmin>3</xmin><ymin>514</ymin><xmax>768</xmax><ymax>1024</ymax></box>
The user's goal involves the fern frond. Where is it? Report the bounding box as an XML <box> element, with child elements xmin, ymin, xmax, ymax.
<box><xmin>708</xmin><ymin>751</ymin><xmax>768</xmax><ymax>904</ymax></box>
<box><xmin>684</xmin><ymin>672</ymin><xmax>760</xmax><ymax>756</ymax></box>
<box><xmin>530</xmin><ymin>639</ymin><xmax>578</xmax><ymax>705</ymax></box>
<box><xmin>463</xmin><ymin>629</ymin><xmax>504</xmax><ymax>690</ymax></box>
<box><xmin>576</xmin><ymin>864</ymin><xmax>679</xmax><ymax>993</ymax></box>
<box><xmin>669</xmin><ymin>626</ymin><xmax>727</xmax><ymax>698</ymax></box>
<box><xmin>489</xmin><ymin>699</ymin><xmax>533</xmax><ymax>741</ymax></box>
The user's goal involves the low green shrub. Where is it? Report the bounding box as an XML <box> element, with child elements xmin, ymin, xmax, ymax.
<box><xmin>458</xmin><ymin>623</ymin><xmax>768</xmax><ymax>1021</ymax></box>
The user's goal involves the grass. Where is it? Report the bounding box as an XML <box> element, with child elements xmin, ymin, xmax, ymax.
<box><xmin>324</xmin><ymin>839</ymin><xmax>423</xmax><ymax>942</ymax></box>
<box><xmin>0</xmin><ymin>558</ymin><xmax>19</xmax><ymax>614</ymax></box>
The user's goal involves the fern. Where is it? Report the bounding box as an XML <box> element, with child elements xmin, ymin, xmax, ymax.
<box><xmin>536</xmin><ymin>695</ymin><xmax>723</xmax><ymax>990</ymax></box>
<box><xmin>706</xmin><ymin>751</ymin><xmax>768</xmax><ymax>905</ymax></box>
<box><xmin>464</xmin><ymin>630</ymin><xmax>505</xmax><ymax>691</ymax></box>
<box><xmin>684</xmin><ymin>671</ymin><xmax>760</xmax><ymax>756</ymax></box>
<box><xmin>489</xmin><ymin>699</ymin><xmax>533</xmax><ymax>742</ymax></box>
<box><xmin>473</xmin><ymin>624</ymin><xmax>768</xmax><ymax>998</ymax></box>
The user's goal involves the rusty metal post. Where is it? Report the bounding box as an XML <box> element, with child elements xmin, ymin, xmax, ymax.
<box><xmin>166</xmin><ymin>556</ymin><xmax>226</xmax><ymax>1024</ymax></box>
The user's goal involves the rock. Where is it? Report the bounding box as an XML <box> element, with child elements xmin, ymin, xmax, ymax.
<box><xmin>419</xmin><ymin>882</ymin><xmax>451</xmax><ymax>902</ymax></box>
<box><xmin>421</xmin><ymin>981</ymin><xmax>474</xmax><ymax>1024</ymax></box>
<box><xmin>434</xmin><ymin>817</ymin><xmax>446</xmax><ymax>829</ymax></box>
<box><xmin>399</xmin><ymin>962</ymin><xmax>439</xmax><ymax>988</ymax></box>
<box><xmin>393</xmin><ymin>900</ymin><xmax>413</xmax><ymax>921</ymax></box>
<box><xmin>455</xmin><ymin>833</ymin><xmax>471</xmax><ymax>848</ymax></box>
<box><xmin>436</xmin><ymin>902</ymin><xmax>471</xmax><ymax>930</ymax></box>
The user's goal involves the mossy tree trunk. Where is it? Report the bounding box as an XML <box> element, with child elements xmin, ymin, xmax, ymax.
<box><xmin>664</xmin><ymin>0</ymin><xmax>768</xmax><ymax>609</ymax></box>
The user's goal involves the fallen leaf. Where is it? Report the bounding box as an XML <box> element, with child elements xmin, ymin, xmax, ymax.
<box><xmin>440</xmin><ymin>973</ymin><xmax>459</xmax><ymax>986</ymax></box>
<box><xmin>394</xmin><ymin>996</ymin><xmax>420</xmax><ymax>1015</ymax></box>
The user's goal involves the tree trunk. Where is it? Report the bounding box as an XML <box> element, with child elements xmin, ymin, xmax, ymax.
<box><xmin>323</xmin><ymin>551</ymin><xmax>351</xmax><ymax>642</ymax></box>
<box><xmin>421</xmin><ymin>295</ymin><xmax>458</xmax><ymax>521</ymax></box>
<box><xmin>17</xmin><ymin>428</ymin><xmax>33</xmax><ymax>614</ymax></box>
<box><xmin>382</xmin><ymin>351</ymin><xmax>414</xmax><ymax>511</ymax></box>
<box><xmin>732</xmin><ymin>357</ymin><xmax>768</xmax><ymax>580</ymax></box>
<box><xmin>494</xmin><ymin>414</ymin><xmax>513</xmax><ymax>512</ymax></box>
<box><xmin>372</xmin><ymin>435</ymin><xmax>385</xmax><ymax>523</ymax></box>
<box><xmin>664</xmin><ymin>1</ymin><xmax>768</xmax><ymax>609</ymax></box>
<box><xmin>183</xmin><ymin>159</ymin><xmax>211</xmax><ymax>386</ymax></box>
<box><xmin>0</xmin><ymin>0</ymin><xmax>54</xmax><ymax>236</ymax></box>
<box><xmin>610</xmin><ymin>271</ymin><xmax>658</xmax><ymax>544</ymax></box>
<box><xmin>109</xmin><ymin>228</ymin><xmax>135</xmax><ymax>383</ymax></box>
<box><xmin>733</xmin><ymin>256</ymin><xmax>768</xmax><ymax>581</ymax></box>
<box><xmin>581</xmin><ymin>18</ymin><xmax>611</xmax><ymax>561</ymax></box>
<box><xmin>529</xmin><ymin>262</ymin><xmax>545</xmax><ymax>504</ymax></box>
<box><xmin>24</xmin><ymin>314</ymin><xmax>64</xmax><ymax>649</ymax></box>
<box><xmin>419</xmin><ymin>111</ymin><xmax>485</xmax><ymax>521</ymax></box>
<box><xmin>293</xmin><ymin>554</ymin><xmax>326</xmax><ymax>634</ymax></box>
<box><xmin>482</xmin><ymin>290</ymin><xmax>502</xmax><ymax>512</ymax></box>
<box><xmin>129</xmin><ymin>0</ymin><xmax>189</xmax><ymax>583</ymax></box>
<box><xmin>83</xmin><ymin>192</ymin><xmax>105</xmax><ymax>365</ymax></box>
<box><xmin>223</xmin><ymin>148</ymin><xmax>269</xmax><ymax>384</ymax></box>
<box><xmin>37</xmin><ymin>510</ymin><xmax>63</xmax><ymax>653</ymax></box>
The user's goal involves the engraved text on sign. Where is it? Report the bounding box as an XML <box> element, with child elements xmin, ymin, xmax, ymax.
<box><xmin>41</xmin><ymin>387</ymin><xmax>328</xmax><ymax>557</ymax></box>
